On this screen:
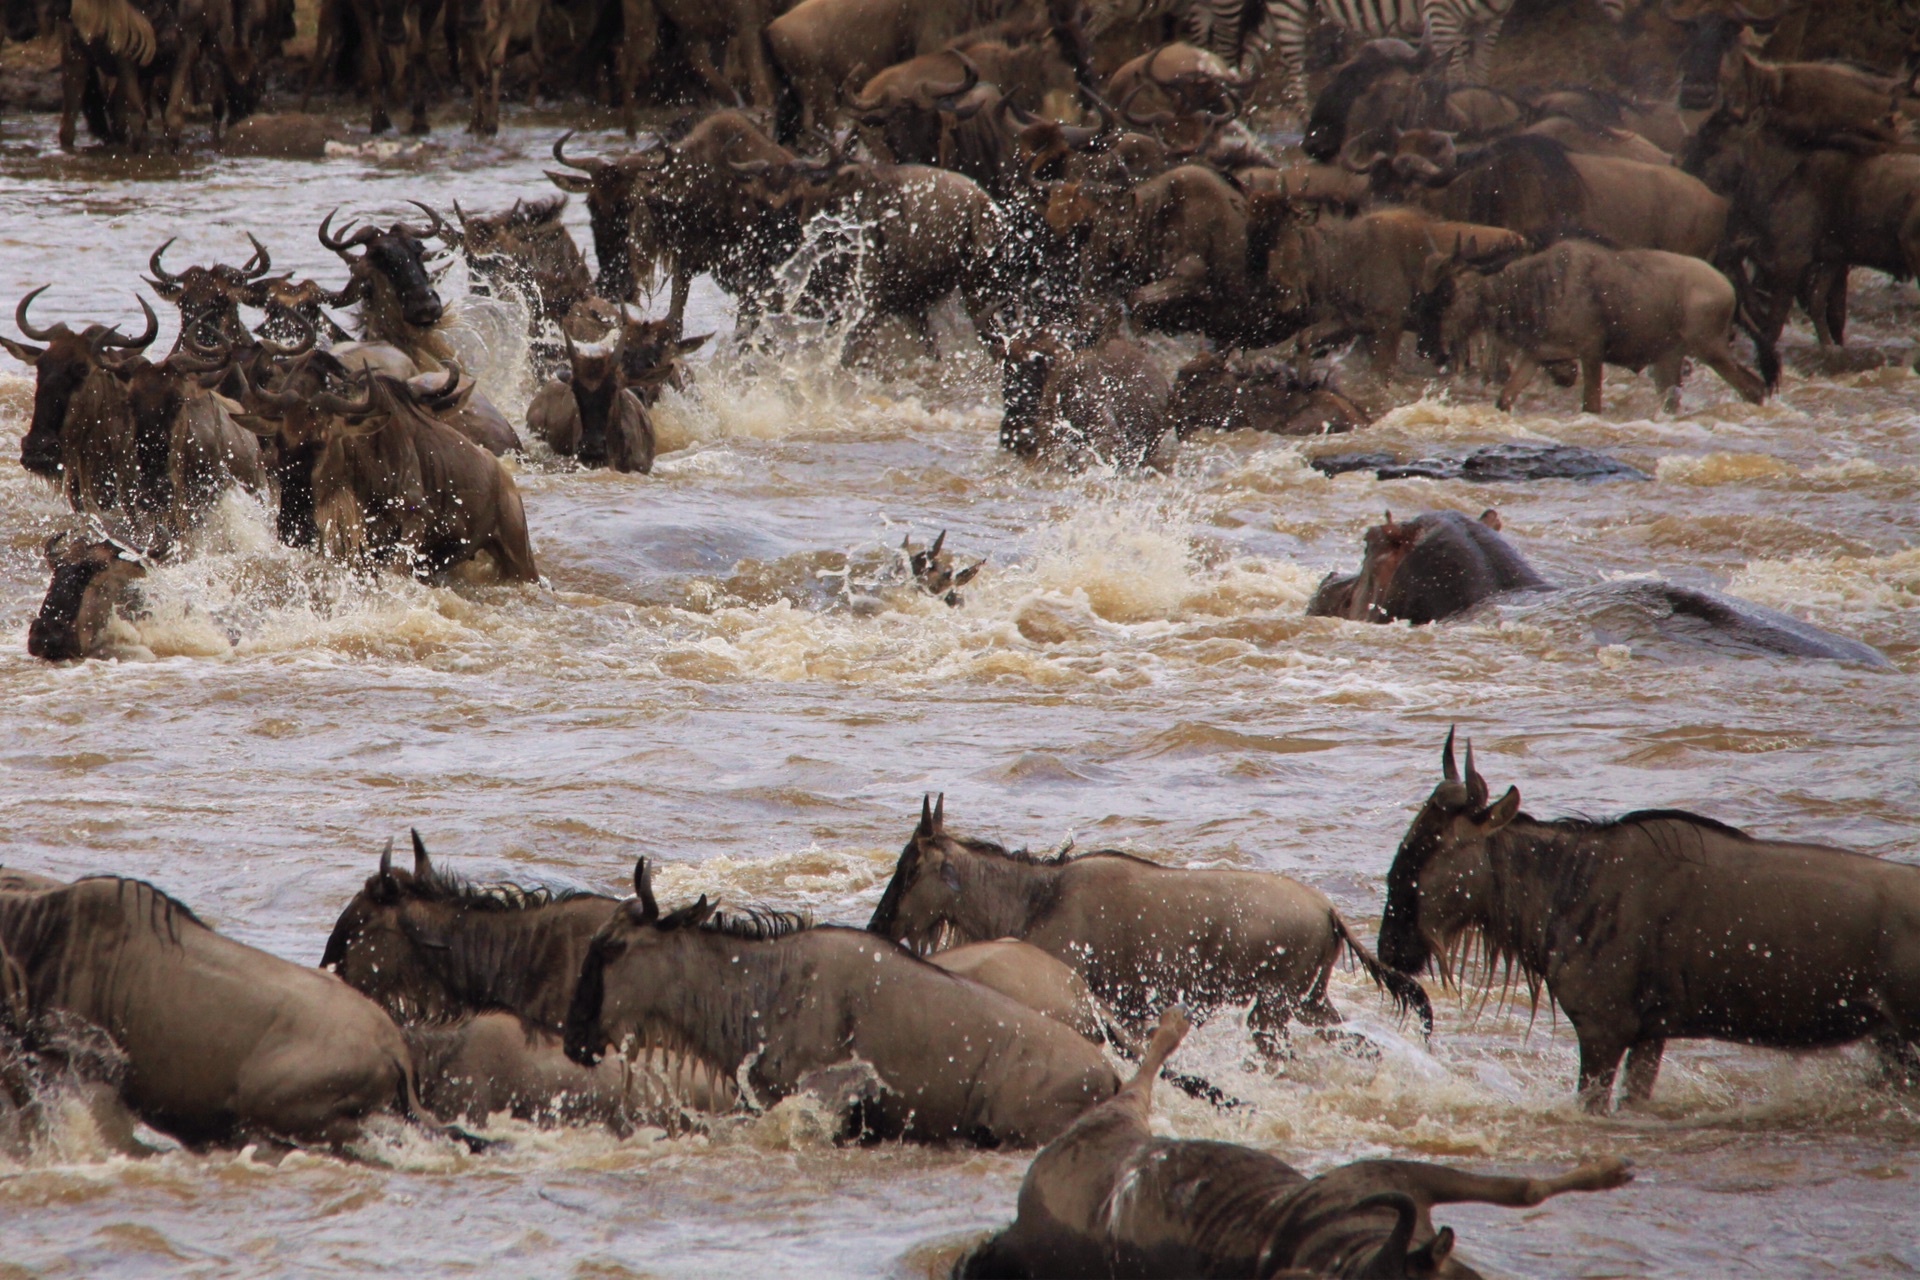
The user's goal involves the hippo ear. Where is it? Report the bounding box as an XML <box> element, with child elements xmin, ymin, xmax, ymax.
<box><xmin>411</xmin><ymin>829</ymin><xmax>433</xmax><ymax>878</ymax></box>
<box><xmin>1441</xmin><ymin>726</ymin><xmax>1459</xmax><ymax>782</ymax></box>
<box><xmin>1482</xmin><ymin>786</ymin><xmax>1521</xmax><ymax>831</ymax></box>
<box><xmin>633</xmin><ymin>858</ymin><xmax>658</xmax><ymax>922</ymax></box>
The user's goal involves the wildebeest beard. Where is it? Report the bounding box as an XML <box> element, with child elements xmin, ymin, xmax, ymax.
<box><xmin>1382</xmin><ymin>808</ymin><xmax>1756</xmax><ymax>1016</ymax></box>
<box><xmin>564</xmin><ymin>909</ymin><xmax>813</xmax><ymax>1088</ymax></box>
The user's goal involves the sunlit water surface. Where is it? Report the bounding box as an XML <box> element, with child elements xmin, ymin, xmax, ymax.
<box><xmin>0</xmin><ymin>113</ymin><xmax>1916</xmax><ymax>1278</ymax></box>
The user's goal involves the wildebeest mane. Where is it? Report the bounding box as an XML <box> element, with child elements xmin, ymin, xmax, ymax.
<box><xmin>1542</xmin><ymin>807</ymin><xmax>1752</xmax><ymax>841</ymax></box>
<box><xmin>1447</xmin><ymin>134</ymin><xmax>1592</xmax><ymax>248</ymax></box>
<box><xmin>0</xmin><ymin>877</ymin><xmax>206</xmax><ymax>998</ymax></box>
<box><xmin>674</xmin><ymin>906</ymin><xmax>813</xmax><ymax>940</ymax></box>
<box><xmin>949</xmin><ymin>833</ymin><xmax>1132</xmax><ymax>867</ymax></box>
<box><xmin>398</xmin><ymin>866</ymin><xmax>598</xmax><ymax>913</ymax></box>
<box><xmin>499</xmin><ymin>195</ymin><xmax>568</xmax><ymax>232</ymax></box>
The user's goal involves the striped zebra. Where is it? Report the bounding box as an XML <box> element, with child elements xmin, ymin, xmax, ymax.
<box><xmin>1266</xmin><ymin>0</ymin><xmax>1519</xmax><ymax>96</ymax></box>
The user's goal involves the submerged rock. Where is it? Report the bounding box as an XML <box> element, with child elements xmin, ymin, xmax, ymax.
<box><xmin>1312</xmin><ymin>442</ymin><xmax>1649</xmax><ymax>483</ymax></box>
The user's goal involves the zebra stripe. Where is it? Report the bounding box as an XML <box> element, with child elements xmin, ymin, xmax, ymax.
<box><xmin>1266</xmin><ymin>0</ymin><xmax>1516</xmax><ymax>96</ymax></box>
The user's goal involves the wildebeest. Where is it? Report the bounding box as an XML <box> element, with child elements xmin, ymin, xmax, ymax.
<box><xmin>564</xmin><ymin>858</ymin><xmax>1120</xmax><ymax>1146</ymax></box>
<box><xmin>524</xmin><ymin>334</ymin><xmax>659</xmax><ymax>472</ymax></box>
<box><xmin>926</xmin><ymin>938</ymin><xmax>1117</xmax><ymax>1046</ymax></box>
<box><xmin>109</xmin><ymin>346</ymin><xmax>270</xmax><ymax>531</ymax></box>
<box><xmin>446</xmin><ymin>196</ymin><xmax>595</xmax><ymax>327</ymax></box>
<box><xmin>1381</xmin><ymin>731</ymin><xmax>1920</xmax><ymax>1111</ymax></box>
<box><xmin>962</xmin><ymin>1005</ymin><xmax>1633</xmax><ymax>1278</ymax></box>
<box><xmin>145</xmin><ymin>235</ymin><xmax>275</xmax><ymax>352</ymax></box>
<box><xmin>1416</xmin><ymin>239</ymin><xmax>1774</xmax><ymax>413</ymax></box>
<box><xmin>547</xmin><ymin>116</ymin><xmax>802</xmax><ymax>327</ymax></box>
<box><xmin>27</xmin><ymin>533</ymin><xmax>150</xmax><ymax>662</ymax></box>
<box><xmin>321</xmin><ymin>833</ymin><xmax>613</xmax><ymax>1031</ymax></box>
<box><xmin>902</xmin><ymin>529</ymin><xmax>984</xmax><ymax>605</ymax></box>
<box><xmin>0</xmin><ymin>876</ymin><xmax>448</xmax><ymax>1148</ymax></box>
<box><xmin>403</xmin><ymin>1010</ymin><xmax>738</xmax><ymax>1131</ymax></box>
<box><xmin>239</xmin><ymin>363</ymin><xmax>540</xmax><ymax>581</ymax></box>
<box><xmin>1307</xmin><ymin>507</ymin><xmax>1890</xmax><ymax>663</ymax></box>
<box><xmin>991</xmin><ymin>331</ymin><xmax>1177</xmax><ymax>471</ymax></box>
<box><xmin>318</xmin><ymin>204</ymin><xmax>455</xmax><ymax>370</ymax></box>
<box><xmin>4</xmin><ymin>289</ymin><xmax>158</xmax><ymax>506</ymax></box>
<box><xmin>867</xmin><ymin>797</ymin><xmax>1430</xmax><ymax>1055</ymax></box>
<box><xmin>451</xmin><ymin>0</ymin><xmax>540</xmax><ymax>137</ymax></box>
<box><xmin>1167</xmin><ymin>350</ymin><xmax>1368</xmax><ymax>437</ymax></box>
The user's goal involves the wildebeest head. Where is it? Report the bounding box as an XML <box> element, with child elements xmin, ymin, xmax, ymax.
<box><xmin>145</xmin><ymin>235</ymin><xmax>273</xmax><ymax>352</ymax></box>
<box><xmin>618</xmin><ymin>310</ymin><xmax>711</xmax><ymax>406</ymax></box>
<box><xmin>3</xmin><ymin>288</ymin><xmax>159</xmax><ymax>479</ymax></box>
<box><xmin>28</xmin><ymin>533</ymin><xmax>149</xmax><ymax>662</ymax></box>
<box><xmin>1304</xmin><ymin>38</ymin><xmax>1428</xmax><ymax>162</ymax></box>
<box><xmin>546</xmin><ymin>132</ymin><xmax>667</xmax><ymax>303</ymax></box>
<box><xmin>847</xmin><ymin>49</ymin><xmax>983</xmax><ymax>163</ymax></box>
<box><xmin>1377</xmin><ymin>729</ymin><xmax>1521</xmax><ymax>977</ymax></box>
<box><xmin>986</xmin><ymin>330</ymin><xmax>1066</xmax><ymax>457</ymax></box>
<box><xmin>1670</xmin><ymin>5</ymin><xmax>1776</xmax><ymax>111</ymax></box>
<box><xmin>902</xmin><ymin>530</ymin><xmax>983</xmax><ymax>606</ymax></box>
<box><xmin>562</xmin><ymin>334</ymin><xmax>624</xmax><ymax>468</ymax></box>
<box><xmin>865</xmin><ymin>795</ymin><xmax>1052</xmax><ymax>952</ymax></box>
<box><xmin>319</xmin><ymin>205</ymin><xmax>448</xmax><ymax>330</ymax></box>
<box><xmin>563</xmin><ymin>858</ymin><xmax>807</xmax><ymax>1070</ymax></box>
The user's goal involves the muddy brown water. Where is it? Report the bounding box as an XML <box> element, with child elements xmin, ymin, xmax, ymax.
<box><xmin>0</xmin><ymin>113</ymin><xmax>1917</xmax><ymax>1277</ymax></box>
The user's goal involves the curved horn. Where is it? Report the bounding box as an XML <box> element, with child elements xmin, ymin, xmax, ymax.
<box><xmin>232</xmin><ymin>362</ymin><xmax>305</xmax><ymax>415</ymax></box>
<box><xmin>1441</xmin><ymin>725</ymin><xmax>1459</xmax><ymax>781</ymax></box>
<box><xmin>14</xmin><ymin>284</ymin><xmax>56</xmax><ymax>341</ymax></box>
<box><xmin>403</xmin><ymin>200</ymin><xmax>450</xmax><ymax>241</ymax></box>
<box><xmin>929</xmin><ymin>529</ymin><xmax>946</xmax><ymax>559</ymax></box>
<box><xmin>634</xmin><ymin>857</ymin><xmax>658</xmax><ymax>921</ymax></box>
<box><xmin>1118</xmin><ymin>81</ymin><xmax>1176</xmax><ymax>129</ymax></box>
<box><xmin>411</xmin><ymin>829</ymin><xmax>432</xmax><ymax>877</ymax></box>
<box><xmin>260</xmin><ymin>308</ymin><xmax>317</xmax><ymax>358</ymax></box>
<box><xmin>243</xmin><ymin>233</ymin><xmax>272</xmax><ymax>278</ymax></box>
<box><xmin>313</xmin><ymin>376</ymin><xmax>376</xmax><ymax>418</ymax></box>
<box><xmin>926</xmin><ymin>51</ymin><xmax>980</xmax><ymax>108</ymax></box>
<box><xmin>551</xmin><ymin>130</ymin><xmax>599</xmax><ymax>172</ymax></box>
<box><xmin>97</xmin><ymin>296</ymin><xmax>159</xmax><ymax>351</ymax></box>
<box><xmin>149</xmin><ymin>238</ymin><xmax>183</xmax><ymax>287</ymax></box>
<box><xmin>318</xmin><ymin>209</ymin><xmax>379</xmax><ymax>253</ymax></box>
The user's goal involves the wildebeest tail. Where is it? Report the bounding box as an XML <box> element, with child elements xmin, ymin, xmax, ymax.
<box><xmin>1331</xmin><ymin>909</ymin><xmax>1434</xmax><ymax>1036</ymax></box>
<box><xmin>391</xmin><ymin>1054</ymin><xmax>495</xmax><ymax>1154</ymax></box>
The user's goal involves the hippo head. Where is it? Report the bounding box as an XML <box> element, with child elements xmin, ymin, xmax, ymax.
<box><xmin>1378</xmin><ymin>729</ymin><xmax>1521</xmax><ymax>977</ymax></box>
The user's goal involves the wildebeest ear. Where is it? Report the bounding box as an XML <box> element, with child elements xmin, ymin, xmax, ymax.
<box><xmin>1441</xmin><ymin>726</ymin><xmax>1459</xmax><ymax>781</ymax></box>
<box><xmin>917</xmin><ymin>793</ymin><xmax>937</xmax><ymax>838</ymax></box>
<box><xmin>676</xmin><ymin>333</ymin><xmax>713</xmax><ymax>355</ymax></box>
<box><xmin>1482</xmin><ymin>786</ymin><xmax>1521</xmax><ymax>831</ymax></box>
<box><xmin>687</xmin><ymin>894</ymin><xmax>715</xmax><ymax>925</ymax></box>
<box><xmin>378</xmin><ymin>837</ymin><xmax>394</xmax><ymax>879</ymax></box>
<box><xmin>411</xmin><ymin>829</ymin><xmax>433</xmax><ymax>878</ymax></box>
<box><xmin>1479</xmin><ymin>508</ymin><xmax>1502</xmax><ymax>531</ymax></box>
<box><xmin>0</xmin><ymin>335</ymin><xmax>45</xmax><ymax>365</ymax></box>
<box><xmin>933</xmin><ymin>793</ymin><xmax>945</xmax><ymax>832</ymax></box>
<box><xmin>633</xmin><ymin>857</ymin><xmax>658</xmax><ymax>921</ymax></box>
<box><xmin>545</xmin><ymin>170</ymin><xmax>592</xmax><ymax>194</ymax></box>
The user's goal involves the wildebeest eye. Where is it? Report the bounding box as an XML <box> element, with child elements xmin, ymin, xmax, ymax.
<box><xmin>938</xmin><ymin>862</ymin><xmax>962</xmax><ymax>891</ymax></box>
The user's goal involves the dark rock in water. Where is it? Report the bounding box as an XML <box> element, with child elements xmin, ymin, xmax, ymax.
<box><xmin>219</xmin><ymin>114</ymin><xmax>352</xmax><ymax>158</ymax></box>
<box><xmin>1312</xmin><ymin>443</ymin><xmax>1649</xmax><ymax>483</ymax></box>
<box><xmin>1538</xmin><ymin>581</ymin><xmax>1891</xmax><ymax>667</ymax></box>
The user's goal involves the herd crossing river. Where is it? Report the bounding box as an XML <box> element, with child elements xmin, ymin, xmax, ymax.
<box><xmin>0</xmin><ymin>104</ymin><xmax>1916</xmax><ymax>1277</ymax></box>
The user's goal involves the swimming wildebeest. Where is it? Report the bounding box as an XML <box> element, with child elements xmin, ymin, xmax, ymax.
<box><xmin>901</xmin><ymin>530</ymin><xmax>983</xmax><ymax>606</ymax></box>
<box><xmin>1380</xmin><ymin>730</ymin><xmax>1920</xmax><ymax>1112</ymax></box>
<box><xmin>0</xmin><ymin>876</ymin><xmax>460</xmax><ymax>1149</ymax></box>
<box><xmin>402</xmin><ymin>1010</ymin><xmax>738</xmax><ymax>1132</ymax></box>
<box><xmin>28</xmin><ymin>533</ymin><xmax>151</xmax><ymax>661</ymax></box>
<box><xmin>564</xmin><ymin>859</ymin><xmax>1120</xmax><ymax>1147</ymax></box>
<box><xmin>1306</xmin><ymin>508</ymin><xmax>1890</xmax><ymax>664</ymax></box>
<box><xmin>321</xmin><ymin>832</ymin><xmax>619</xmax><ymax>1031</ymax></box>
<box><xmin>524</xmin><ymin>333</ymin><xmax>659</xmax><ymax>473</ymax></box>
<box><xmin>867</xmin><ymin>797</ymin><xmax>1430</xmax><ymax>1056</ymax></box>
<box><xmin>5</xmin><ymin>288</ymin><xmax>159</xmax><ymax>506</ymax></box>
<box><xmin>961</xmin><ymin>1006</ymin><xmax>1633</xmax><ymax>1278</ymax></box>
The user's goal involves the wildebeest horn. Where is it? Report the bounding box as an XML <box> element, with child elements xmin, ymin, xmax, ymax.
<box><xmin>15</xmin><ymin>284</ymin><xmax>56</xmax><ymax>341</ymax></box>
<box><xmin>243</xmin><ymin>233</ymin><xmax>272</xmax><ymax>278</ymax></box>
<box><xmin>260</xmin><ymin>309</ymin><xmax>317</xmax><ymax>359</ymax></box>
<box><xmin>403</xmin><ymin>200</ymin><xmax>450</xmax><ymax>241</ymax></box>
<box><xmin>96</xmin><ymin>296</ymin><xmax>159</xmax><ymax>351</ymax></box>
<box><xmin>1441</xmin><ymin>725</ymin><xmax>1459</xmax><ymax>781</ymax></box>
<box><xmin>149</xmin><ymin>238</ymin><xmax>183</xmax><ymax>288</ymax></box>
<box><xmin>411</xmin><ymin>829</ymin><xmax>432</xmax><ymax>877</ymax></box>
<box><xmin>378</xmin><ymin>837</ymin><xmax>394</xmax><ymax>879</ymax></box>
<box><xmin>929</xmin><ymin>529</ymin><xmax>946</xmax><ymax>559</ymax></box>
<box><xmin>232</xmin><ymin>362</ymin><xmax>304</xmax><ymax>416</ymax></box>
<box><xmin>318</xmin><ymin>208</ymin><xmax>380</xmax><ymax>253</ymax></box>
<box><xmin>314</xmin><ymin>378</ymin><xmax>375</xmax><ymax>418</ymax></box>
<box><xmin>633</xmin><ymin>857</ymin><xmax>658</xmax><ymax>922</ymax></box>
<box><xmin>926</xmin><ymin>52</ymin><xmax>980</xmax><ymax>109</ymax></box>
<box><xmin>551</xmin><ymin>130</ymin><xmax>600</xmax><ymax>172</ymax></box>
<box><xmin>1118</xmin><ymin>82</ymin><xmax>1176</xmax><ymax>129</ymax></box>
<box><xmin>1465</xmin><ymin>739</ymin><xmax>1488</xmax><ymax>805</ymax></box>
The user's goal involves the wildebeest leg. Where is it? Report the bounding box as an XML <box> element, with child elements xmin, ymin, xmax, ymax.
<box><xmin>730</xmin><ymin>27</ymin><xmax>775</xmax><ymax>109</ymax></box>
<box><xmin>1349</xmin><ymin>1155</ymin><xmax>1632</xmax><ymax>1208</ymax></box>
<box><xmin>1693</xmin><ymin>340</ymin><xmax>1768</xmax><ymax>405</ymax></box>
<box><xmin>1576</xmin><ymin>1033</ymin><xmax>1627</xmax><ymax>1114</ymax></box>
<box><xmin>1577</xmin><ymin>356</ymin><xmax>1604</xmax><ymax>414</ymax></box>
<box><xmin>1651</xmin><ymin>352</ymin><xmax>1685</xmax><ymax>414</ymax></box>
<box><xmin>58</xmin><ymin>34</ymin><xmax>86</xmax><ymax>150</ymax></box>
<box><xmin>616</xmin><ymin>0</ymin><xmax>656</xmax><ymax>137</ymax></box>
<box><xmin>667</xmin><ymin>272</ymin><xmax>692</xmax><ymax>335</ymax></box>
<box><xmin>1363</xmin><ymin>324</ymin><xmax>1403</xmax><ymax>378</ymax></box>
<box><xmin>1248</xmin><ymin>992</ymin><xmax>1294</xmax><ymax>1061</ymax></box>
<box><xmin>1621</xmin><ymin>1037</ymin><xmax>1664</xmax><ymax>1104</ymax></box>
<box><xmin>1494</xmin><ymin>352</ymin><xmax>1538</xmax><ymax>412</ymax></box>
<box><xmin>681</xmin><ymin>38</ymin><xmax>736</xmax><ymax>104</ymax></box>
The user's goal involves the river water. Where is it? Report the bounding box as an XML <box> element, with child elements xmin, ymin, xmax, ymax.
<box><xmin>0</xmin><ymin>113</ymin><xmax>1916</xmax><ymax>1277</ymax></box>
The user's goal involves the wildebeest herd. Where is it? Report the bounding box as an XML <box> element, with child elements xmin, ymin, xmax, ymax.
<box><xmin>3</xmin><ymin>0</ymin><xmax>1917</xmax><ymax>1273</ymax></box>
